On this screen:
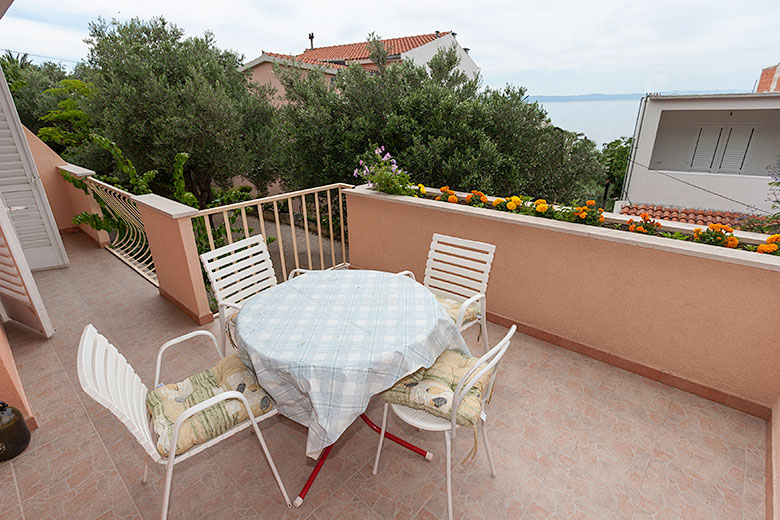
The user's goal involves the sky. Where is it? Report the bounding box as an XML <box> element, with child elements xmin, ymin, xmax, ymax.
<box><xmin>1</xmin><ymin>0</ymin><xmax>778</xmax><ymax>96</ymax></box>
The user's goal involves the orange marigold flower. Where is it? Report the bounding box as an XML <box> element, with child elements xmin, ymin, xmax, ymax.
<box><xmin>579</xmin><ymin>213</ymin><xmax>587</xmax><ymax>219</ymax></box>
<box><xmin>655</xmin><ymin>222</ymin><xmax>662</xmax><ymax>228</ymax></box>
<box><xmin>640</xmin><ymin>212</ymin><xmax>649</xmax><ymax>220</ymax></box>
<box><xmin>480</xmin><ymin>195</ymin><xmax>488</xmax><ymax>203</ymax></box>
<box><xmin>636</xmin><ymin>225</ymin><xmax>646</xmax><ymax>233</ymax></box>
<box><xmin>447</xmin><ymin>190</ymin><xmax>455</xmax><ymax>195</ymax></box>
<box><xmin>434</xmin><ymin>196</ymin><xmax>441</xmax><ymax>201</ymax></box>
<box><xmin>586</xmin><ymin>200</ymin><xmax>596</xmax><ymax>206</ymax></box>
<box><xmin>465</xmin><ymin>194</ymin><xmax>473</xmax><ymax>202</ymax></box>
<box><xmin>440</xmin><ymin>186</ymin><xmax>449</xmax><ymax>193</ymax></box>
<box><xmin>598</xmin><ymin>215</ymin><xmax>605</xmax><ymax>223</ymax></box>
<box><xmin>725</xmin><ymin>236</ymin><xmax>739</xmax><ymax>248</ymax></box>
<box><xmin>448</xmin><ymin>195</ymin><xmax>458</xmax><ymax>203</ymax></box>
<box><xmin>506</xmin><ymin>201</ymin><xmax>517</xmax><ymax>211</ymax></box>
<box><xmin>492</xmin><ymin>198</ymin><xmax>505</xmax><ymax>207</ymax></box>
<box><xmin>767</xmin><ymin>234</ymin><xmax>780</xmax><ymax>244</ymax></box>
<box><xmin>724</xmin><ymin>226</ymin><xmax>733</xmax><ymax>233</ymax></box>
<box><xmin>627</xmin><ymin>219</ymin><xmax>634</xmax><ymax>225</ymax></box>
<box><xmin>694</xmin><ymin>228</ymin><xmax>702</xmax><ymax>234</ymax></box>
<box><xmin>471</xmin><ymin>190</ymin><xmax>478</xmax><ymax>194</ymax></box>
<box><xmin>629</xmin><ymin>225</ymin><xmax>636</xmax><ymax>232</ymax></box>
<box><xmin>708</xmin><ymin>223</ymin><xmax>717</xmax><ymax>231</ymax></box>
<box><xmin>757</xmin><ymin>243</ymin><xmax>779</xmax><ymax>254</ymax></box>
<box><xmin>599</xmin><ymin>208</ymin><xmax>604</xmax><ymax>213</ymax></box>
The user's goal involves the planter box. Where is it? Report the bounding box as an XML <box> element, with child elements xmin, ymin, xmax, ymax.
<box><xmin>346</xmin><ymin>185</ymin><xmax>780</xmax><ymax>416</ymax></box>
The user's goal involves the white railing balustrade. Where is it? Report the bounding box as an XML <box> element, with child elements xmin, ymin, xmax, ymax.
<box><xmin>84</xmin><ymin>177</ymin><xmax>157</xmax><ymax>285</ymax></box>
<box><xmin>193</xmin><ymin>183</ymin><xmax>352</xmax><ymax>281</ymax></box>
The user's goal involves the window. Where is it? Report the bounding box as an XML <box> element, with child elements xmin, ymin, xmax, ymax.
<box><xmin>688</xmin><ymin>124</ymin><xmax>757</xmax><ymax>174</ymax></box>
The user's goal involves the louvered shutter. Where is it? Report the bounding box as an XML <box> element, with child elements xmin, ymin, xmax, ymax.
<box><xmin>689</xmin><ymin>125</ymin><xmax>723</xmax><ymax>172</ymax></box>
<box><xmin>718</xmin><ymin>126</ymin><xmax>755</xmax><ymax>173</ymax></box>
<box><xmin>0</xmin><ymin>65</ymin><xmax>68</xmax><ymax>270</ymax></box>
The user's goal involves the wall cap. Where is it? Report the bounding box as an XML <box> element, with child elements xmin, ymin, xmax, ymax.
<box><xmin>133</xmin><ymin>193</ymin><xmax>199</xmax><ymax>219</ymax></box>
<box><xmin>57</xmin><ymin>163</ymin><xmax>95</xmax><ymax>178</ymax></box>
<box><xmin>347</xmin><ymin>185</ymin><xmax>780</xmax><ymax>273</ymax></box>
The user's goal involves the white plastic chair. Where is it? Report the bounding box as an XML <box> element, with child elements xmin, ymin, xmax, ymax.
<box><xmin>76</xmin><ymin>324</ymin><xmax>291</xmax><ymax>520</ymax></box>
<box><xmin>372</xmin><ymin>325</ymin><xmax>516</xmax><ymax>520</ymax></box>
<box><xmin>200</xmin><ymin>234</ymin><xmax>309</xmax><ymax>355</ymax></box>
<box><xmin>399</xmin><ymin>233</ymin><xmax>496</xmax><ymax>351</ymax></box>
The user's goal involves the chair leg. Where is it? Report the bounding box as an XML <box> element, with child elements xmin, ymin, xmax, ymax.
<box><xmin>480</xmin><ymin>419</ymin><xmax>497</xmax><ymax>477</ymax></box>
<box><xmin>480</xmin><ymin>314</ymin><xmax>490</xmax><ymax>353</ymax></box>
<box><xmin>218</xmin><ymin>309</ymin><xmax>227</xmax><ymax>357</ymax></box>
<box><xmin>142</xmin><ymin>454</ymin><xmax>150</xmax><ymax>484</ymax></box>
<box><xmin>249</xmin><ymin>419</ymin><xmax>292</xmax><ymax>507</ymax></box>
<box><xmin>372</xmin><ymin>403</ymin><xmax>389</xmax><ymax>475</ymax></box>
<box><xmin>444</xmin><ymin>430</ymin><xmax>453</xmax><ymax>520</ymax></box>
<box><xmin>161</xmin><ymin>456</ymin><xmax>176</xmax><ymax>520</ymax></box>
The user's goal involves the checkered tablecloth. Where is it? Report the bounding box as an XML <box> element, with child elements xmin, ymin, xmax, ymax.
<box><xmin>236</xmin><ymin>269</ymin><xmax>469</xmax><ymax>458</ymax></box>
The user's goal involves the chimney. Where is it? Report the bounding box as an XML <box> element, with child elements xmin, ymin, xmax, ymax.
<box><xmin>435</xmin><ymin>30</ymin><xmax>440</xmax><ymax>38</ymax></box>
<box><xmin>756</xmin><ymin>63</ymin><xmax>780</xmax><ymax>92</ymax></box>
<box><xmin>308</xmin><ymin>32</ymin><xmax>314</xmax><ymax>50</ymax></box>
<box><xmin>463</xmin><ymin>48</ymin><xmax>470</xmax><ymax>54</ymax></box>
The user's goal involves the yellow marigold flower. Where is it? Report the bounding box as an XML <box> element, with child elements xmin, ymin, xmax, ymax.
<box><xmin>492</xmin><ymin>198</ymin><xmax>505</xmax><ymax>207</ymax></box>
<box><xmin>418</xmin><ymin>184</ymin><xmax>426</xmax><ymax>195</ymax></box>
<box><xmin>725</xmin><ymin>236</ymin><xmax>739</xmax><ymax>248</ymax></box>
<box><xmin>534</xmin><ymin>199</ymin><xmax>547</xmax><ymax>206</ymax></box>
<box><xmin>536</xmin><ymin>203</ymin><xmax>549</xmax><ymax>213</ymax></box>
<box><xmin>507</xmin><ymin>201</ymin><xmax>517</xmax><ymax>211</ymax></box>
<box><xmin>448</xmin><ymin>195</ymin><xmax>458</xmax><ymax>203</ymax></box>
<box><xmin>768</xmin><ymin>234</ymin><xmax>780</xmax><ymax>244</ymax></box>
<box><xmin>586</xmin><ymin>200</ymin><xmax>596</xmax><ymax>206</ymax></box>
<box><xmin>511</xmin><ymin>196</ymin><xmax>522</xmax><ymax>204</ymax></box>
<box><xmin>757</xmin><ymin>243</ymin><xmax>779</xmax><ymax>254</ymax></box>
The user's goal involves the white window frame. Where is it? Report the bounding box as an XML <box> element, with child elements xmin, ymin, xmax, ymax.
<box><xmin>686</xmin><ymin>123</ymin><xmax>759</xmax><ymax>175</ymax></box>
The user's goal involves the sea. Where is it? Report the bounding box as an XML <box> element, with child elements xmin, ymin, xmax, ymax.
<box><xmin>535</xmin><ymin>99</ymin><xmax>641</xmax><ymax>147</ymax></box>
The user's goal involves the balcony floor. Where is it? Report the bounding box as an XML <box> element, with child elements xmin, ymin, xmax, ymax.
<box><xmin>0</xmin><ymin>232</ymin><xmax>767</xmax><ymax>519</ymax></box>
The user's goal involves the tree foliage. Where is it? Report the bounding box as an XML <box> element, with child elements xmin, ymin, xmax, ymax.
<box><xmin>600</xmin><ymin>136</ymin><xmax>632</xmax><ymax>207</ymax></box>
<box><xmin>79</xmin><ymin>17</ymin><xmax>276</xmax><ymax>206</ymax></box>
<box><xmin>1</xmin><ymin>52</ymin><xmax>68</xmax><ymax>134</ymax></box>
<box><xmin>270</xmin><ymin>41</ymin><xmax>605</xmax><ymax>203</ymax></box>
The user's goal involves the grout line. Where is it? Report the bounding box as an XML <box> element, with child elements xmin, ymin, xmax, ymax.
<box><xmin>10</xmin><ymin>462</ymin><xmax>26</xmax><ymax>520</ymax></box>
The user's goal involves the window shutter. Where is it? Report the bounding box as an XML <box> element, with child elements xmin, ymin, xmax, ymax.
<box><xmin>718</xmin><ymin>126</ymin><xmax>754</xmax><ymax>173</ymax></box>
<box><xmin>689</xmin><ymin>125</ymin><xmax>722</xmax><ymax>171</ymax></box>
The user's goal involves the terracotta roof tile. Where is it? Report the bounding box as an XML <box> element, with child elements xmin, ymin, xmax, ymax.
<box><xmin>263</xmin><ymin>51</ymin><xmax>348</xmax><ymax>69</ymax></box>
<box><xmin>299</xmin><ymin>32</ymin><xmax>451</xmax><ymax>62</ymax></box>
<box><xmin>619</xmin><ymin>204</ymin><xmax>755</xmax><ymax>228</ymax></box>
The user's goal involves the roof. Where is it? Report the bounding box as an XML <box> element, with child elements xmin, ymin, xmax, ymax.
<box><xmin>240</xmin><ymin>51</ymin><xmax>347</xmax><ymax>73</ymax></box>
<box><xmin>299</xmin><ymin>32</ymin><xmax>451</xmax><ymax>62</ymax></box>
<box><xmin>647</xmin><ymin>92</ymin><xmax>780</xmax><ymax>101</ymax></box>
<box><xmin>619</xmin><ymin>203</ymin><xmax>755</xmax><ymax>228</ymax></box>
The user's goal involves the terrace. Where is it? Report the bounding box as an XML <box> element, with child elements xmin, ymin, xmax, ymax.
<box><xmin>0</xmin><ymin>198</ymin><xmax>770</xmax><ymax>519</ymax></box>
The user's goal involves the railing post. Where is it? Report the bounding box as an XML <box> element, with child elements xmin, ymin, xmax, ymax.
<box><xmin>55</xmin><ymin>165</ymin><xmax>110</xmax><ymax>247</ymax></box>
<box><xmin>133</xmin><ymin>194</ymin><xmax>213</xmax><ymax>325</ymax></box>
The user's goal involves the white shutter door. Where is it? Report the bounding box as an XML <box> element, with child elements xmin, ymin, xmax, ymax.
<box><xmin>718</xmin><ymin>126</ymin><xmax>755</xmax><ymax>173</ymax></box>
<box><xmin>0</xmin><ymin>202</ymin><xmax>54</xmax><ymax>337</ymax></box>
<box><xmin>0</xmin><ymin>66</ymin><xmax>68</xmax><ymax>270</ymax></box>
<box><xmin>689</xmin><ymin>125</ymin><xmax>723</xmax><ymax>172</ymax></box>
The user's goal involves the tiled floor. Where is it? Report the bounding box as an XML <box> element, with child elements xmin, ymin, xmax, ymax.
<box><xmin>0</xmin><ymin>232</ymin><xmax>767</xmax><ymax>519</ymax></box>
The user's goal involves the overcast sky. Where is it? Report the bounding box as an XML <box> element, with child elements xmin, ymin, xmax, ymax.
<box><xmin>1</xmin><ymin>0</ymin><xmax>778</xmax><ymax>96</ymax></box>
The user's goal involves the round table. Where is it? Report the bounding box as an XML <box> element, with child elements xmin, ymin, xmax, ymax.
<box><xmin>236</xmin><ymin>269</ymin><xmax>469</xmax><ymax>458</ymax></box>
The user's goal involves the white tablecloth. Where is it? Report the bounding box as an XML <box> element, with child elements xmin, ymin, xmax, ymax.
<box><xmin>236</xmin><ymin>269</ymin><xmax>469</xmax><ymax>457</ymax></box>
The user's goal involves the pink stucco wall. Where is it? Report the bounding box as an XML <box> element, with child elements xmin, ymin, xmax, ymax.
<box><xmin>0</xmin><ymin>323</ymin><xmax>36</xmax><ymax>429</ymax></box>
<box><xmin>247</xmin><ymin>61</ymin><xmax>336</xmax><ymax>106</ymax></box>
<box><xmin>346</xmin><ymin>187</ymin><xmax>780</xmax><ymax>410</ymax></box>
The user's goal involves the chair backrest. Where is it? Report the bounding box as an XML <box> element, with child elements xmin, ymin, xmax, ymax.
<box><xmin>77</xmin><ymin>324</ymin><xmax>160</xmax><ymax>461</ymax></box>
<box><xmin>423</xmin><ymin>233</ymin><xmax>496</xmax><ymax>302</ymax></box>
<box><xmin>199</xmin><ymin>235</ymin><xmax>278</xmax><ymax>308</ymax></box>
<box><xmin>451</xmin><ymin>325</ymin><xmax>516</xmax><ymax>431</ymax></box>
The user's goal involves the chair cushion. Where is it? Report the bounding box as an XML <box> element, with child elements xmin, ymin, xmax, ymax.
<box><xmin>435</xmin><ymin>294</ymin><xmax>480</xmax><ymax>324</ymax></box>
<box><xmin>146</xmin><ymin>354</ymin><xmax>273</xmax><ymax>456</ymax></box>
<box><xmin>381</xmin><ymin>350</ymin><xmax>491</xmax><ymax>427</ymax></box>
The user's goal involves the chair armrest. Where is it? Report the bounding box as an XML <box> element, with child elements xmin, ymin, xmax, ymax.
<box><xmin>154</xmin><ymin>330</ymin><xmax>221</xmax><ymax>387</ymax></box>
<box><xmin>289</xmin><ymin>269</ymin><xmax>312</xmax><ymax>279</ymax></box>
<box><xmin>394</xmin><ymin>270</ymin><xmax>416</xmax><ymax>281</ymax></box>
<box><xmin>455</xmin><ymin>293</ymin><xmax>484</xmax><ymax>329</ymax></box>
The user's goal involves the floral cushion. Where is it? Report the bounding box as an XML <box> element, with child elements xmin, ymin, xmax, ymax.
<box><xmin>381</xmin><ymin>350</ymin><xmax>491</xmax><ymax>427</ymax></box>
<box><xmin>146</xmin><ymin>354</ymin><xmax>273</xmax><ymax>456</ymax></box>
<box><xmin>434</xmin><ymin>294</ymin><xmax>480</xmax><ymax>324</ymax></box>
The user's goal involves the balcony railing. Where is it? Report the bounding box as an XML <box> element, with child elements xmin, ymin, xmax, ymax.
<box><xmin>85</xmin><ymin>176</ymin><xmax>157</xmax><ymax>285</ymax></box>
<box><xmin>192</xmin><ymin>183</ymin><xmax>352</xmax><ymax>281</ymax></box>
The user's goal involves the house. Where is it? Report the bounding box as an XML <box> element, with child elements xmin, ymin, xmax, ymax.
<box><xmin>241</xmin><ymin>31</ymin><xmax>479</xmax><ymax>102</ymax></box>
<box><xmin>757</xmin><ymin>62</ymin><xmax>780</xmax><ymax>93</ymax></box>
<box><xmin>617</xmin><ymin>92</ymin><xmax>780</xmax><ymax>222</ymax></box>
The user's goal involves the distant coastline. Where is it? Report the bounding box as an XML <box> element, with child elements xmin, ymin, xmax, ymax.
<box><xmin>528</xmin><ymin>90</ymin><xmax>745</xmax><ymax>103</ymax></box>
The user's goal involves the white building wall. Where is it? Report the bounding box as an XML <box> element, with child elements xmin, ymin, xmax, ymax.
<box><xmin>622</xmin><ymin>95</ymin><xmax>780</xmax><ymax>214</ymax></box>
<box><xmin>401</xmin><ymin>34</ymin><xmax>480</xmax><ymax>79</ymax></box>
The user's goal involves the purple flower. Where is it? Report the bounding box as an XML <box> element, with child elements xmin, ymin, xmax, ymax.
<box><xmin>383</xmin><ymin>153</ymin><xmax>391</xmax><ymax>161</ymax></box>
<box><xmin>359</xmin><ymin>160</ymin><xmax>364</xmax><ymax>166</ymax></box>
<box><xmin>380</xmin><ymin>146</ymin><xmax>385</xmax><ymax>152</ymax></box>
<box><xmin>374</xmin><ymin>148</ymin><xmax>381</xmax><ymax>155</ymax></box>
<box><xmin>353</xmin><ymin>168</ymin><xmax>359</xmax><ymax>177</ymax></box>
<box><xmin>391</xmin><ymin>164</ymin><xmax>398</xmax><ymax>172</ymax></box>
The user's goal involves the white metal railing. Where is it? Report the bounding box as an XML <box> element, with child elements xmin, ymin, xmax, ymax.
<box><xmin>193</xmin><ymin>183</ymin><xmax>352</xmax><ymax>281</ymax></box>
<box><xmin>85</xmin><ymin>177</ymin><xmax>157</xmax><ymax>285</ymax></box>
